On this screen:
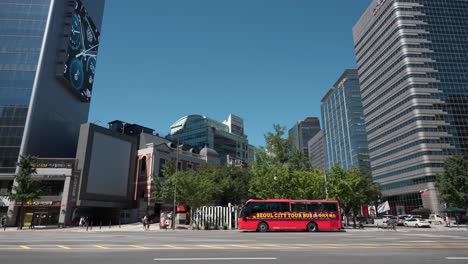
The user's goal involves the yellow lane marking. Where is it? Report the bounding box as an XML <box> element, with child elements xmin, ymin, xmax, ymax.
<box><xmin>162</xmin><ymin>245</ymin><xmax>189</xmax><ymax>249</ymax></box>
<box><xmin>20</xmin><ymin>245</ymin><xmax>30</xmax><ymax>249</ymax></box>
<box><xmin>57</xmin><ymin>245</ymin><xmax>71</xmax><ymax>250</ymax></box>
<box><xmin>198</xmin><ymin>245</ymin><xmax>226</xmax><ymax>249</ymax></box>
<box><xmin>230</xmin><ymin>244</ymin><xmax>265</xmax><ymax>249</ymax></box>
<box><xmin>130</xmin><ymin>245</ymin><xmax>151</xmax><ymax>249</ymax></box>
<box><xmin>94</xmin><ymin>245</ymin><xmax>110</xmax><ymax>249</ymax></box>
<box><xmin>260</xmin><ymin>244</ymin><xmax>301</xmax><ymax>249</ymax></box>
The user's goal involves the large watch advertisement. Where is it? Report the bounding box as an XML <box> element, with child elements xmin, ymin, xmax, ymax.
<box><xmin>63</xmin><ymin>0</ymin><xmax>100</xmax><ymax>102</ymax></box>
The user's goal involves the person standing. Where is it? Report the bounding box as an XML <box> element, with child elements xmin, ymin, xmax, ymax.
<box><xmin>142</xmin><ymin>215</ymin><xmax>149</xmax><ymax>231</ymax></box>
<box><xmin>1</xmin><ymin>216</ymin><xmax>5</xmax><ymax>230</ymax></box>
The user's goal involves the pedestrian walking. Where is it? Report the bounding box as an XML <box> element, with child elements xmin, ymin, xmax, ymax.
<box><xmin>142</xmin><ymin>215</ymin><xmax>149</xmax><ymax>231</ymax></box>
<box><xmin>79</xmin><ymin>216</ymin><xmax>85</xmax><ymax>228</ymax></box>
<box><xmin>85</xmin><ymin>217</ymin><xmax>90</xmax><ymax>231</ymax></box>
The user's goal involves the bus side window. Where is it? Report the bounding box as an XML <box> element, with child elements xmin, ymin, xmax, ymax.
<box><xmin>292</xmin><ymin>203</ymin><xmax>306</xmax><ymax>212</ymax></box>
<box><xmin>323</xmin><ymin>203</ymin><xmax>338</xmax><ymax>212</ymax></box>
<box><xmin>307</xmin><ymin>203</ymin><xmax>321</xmax><ymax>212</ymax></box>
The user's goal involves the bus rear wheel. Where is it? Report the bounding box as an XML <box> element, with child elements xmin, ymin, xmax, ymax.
<box><xmin>257</xmin><ymin>222</ymin><xmax>269</xmax><ymax>232</ymax></box>
<box><xmin>306</xmin><ymin>222</ymin><xmax>318</xmax><ymax>232</ymax></box>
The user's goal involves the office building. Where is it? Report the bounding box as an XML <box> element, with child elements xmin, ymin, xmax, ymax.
<box><xmin>307</xmin><ymin>130</ymin><xmax>326</xmax><ymax>170</ymax></box>
<box><xmin>0</xmin><ymin>0</ymin><xmax>105</xmax><ymax>223</ymax></box>
<box><xmin>321</xmin><ymin>70</ymin><xmax>370</xmax><ymax>172</ymax></box>
<box><xmin>288</xmin><ymin>117</ymin><xmax>321</xmax><ymax>157</ymax></box>
<box><xmin>167</xmin><ymin>114</ymin><xmax>254</xmax><ymax>165</ymax></box>
<box><xmin>353</xmin><ymin>0</ymin><xmax>468</xmax><ymax>214</ymax></box>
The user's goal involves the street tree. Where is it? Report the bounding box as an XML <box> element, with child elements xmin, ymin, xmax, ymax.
<box><xmin>249</xmin><ymin>124</ymin><xmax>325</xmax><ymax>200</ymax></box>
<box><xmin>153</xmin><ymin>164</ymin><xmax>251</xmax><ymax>208</ymax></box>
<box><xmin>436</xmin><ymin>155</ymin><xmax>468</xmax><ymax>209</ymax></box>
<box><xmin>326</xmin><ymin>165</ymin><xmax>380</xmax><ymax>226</ymax></box>
<box><xmin>1</xmin><ymin>155</ymin><xmax>43</xmax><ymax>229</ymax></box>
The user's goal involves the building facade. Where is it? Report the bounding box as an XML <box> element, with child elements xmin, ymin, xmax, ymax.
<box><xmin>307</xmin><ymin>130</ymin><xmax>326</xmax><ymax>170</ymax></box>
<box><xmin>321</xmin><ymin>69</ymin><xmax>370</xmax><ymax>172</ymax></box>
<box><xmin>135</xmin><ymin>142</ymin><xmax>220</xmax><ymax>217</ymax></box>
<box><xmin>288</xmin><ymin>117</ymin><xmax>321</xmax><ymax>157</ymax></box>
<box><xmin>1</xmin><ymin>0</ymin><xmax>106</xmax><ymax>223</ymax></box>
<box><xmin>353</xmin><ymin>0</ymin><xmax>468</xmax><ymax>214</ymax></box>
<box><xmin>167</xmin><ymin>114</ymin><xmax>254</xmax><ymax>165</ymax></box>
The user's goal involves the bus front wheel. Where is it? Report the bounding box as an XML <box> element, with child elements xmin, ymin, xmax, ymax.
<box><xmin>257</xmin><ymin>222</ymin><xmax>269</xmax><ymax>232</ymax></box>
<box><xmin>306</xmin><ymin>222</ymin><xmax>318</xmax><ymax>232</ymax></box>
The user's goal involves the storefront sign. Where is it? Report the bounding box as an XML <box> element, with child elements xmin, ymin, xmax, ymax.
<box><xmin>32</xmin><ymin>161</ymin><xmax>74</xmax><ymax>169</ymax></box>
<box><xmin>16</xmin><ymin>201</ymin><xmax>60</xmax><ymax>207</ymax></box>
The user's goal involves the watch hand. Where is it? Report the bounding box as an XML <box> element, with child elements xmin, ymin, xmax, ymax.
<box><xmin>75</xmin><ymin>45</ymin><xmax>99</xmax><ymax>58</ymax></box>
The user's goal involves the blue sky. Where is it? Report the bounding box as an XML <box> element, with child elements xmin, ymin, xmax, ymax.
<box><xmin>89</xmin><ymin>0</ymin><xmax>371</xmax><ymax>147</ymax></box>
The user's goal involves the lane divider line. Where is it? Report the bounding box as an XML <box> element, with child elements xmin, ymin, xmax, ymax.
<box><xmin>198</xmin><ymin>245</ymin><xmax>226</xmax><ymax>249</ymax></box>
<box><xmin>162</xmin><ymin>245</ymin><xmax>189</xmax><ymax>249</ymax></box>
<box><xmin>57</xmin><ymin>245</ymin><xmax>71</xmax><ymax>250</ymax></box>
<box><xmin>130</xmin><ymin>245</ymin><xmax>151</xmax><ymax>249</ymax></box>
<box><xmin>153</xmin><ymin>257</ymin><xmax>278</xmax><ymax>261</ymax></box>
<box><xmin>94</xmin><ymin>245</ymin><xmax>110</xmax><ymax>249</ymax></box>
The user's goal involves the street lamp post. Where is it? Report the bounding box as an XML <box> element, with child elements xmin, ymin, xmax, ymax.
<box><xmin>172</xmin><ymin>140</ymin><xmax>179</xmax><ymax>230</ymax></box>
<box><xmin>323</xmin><ymin>167</ymin><xmax>329</xmax><ymax>199</ymax></box>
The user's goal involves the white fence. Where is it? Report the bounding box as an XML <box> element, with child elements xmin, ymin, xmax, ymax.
<box><xmin>191</xmin><ymin>205</ymin><xmax>240</xmax><ymax>230</ymax></box>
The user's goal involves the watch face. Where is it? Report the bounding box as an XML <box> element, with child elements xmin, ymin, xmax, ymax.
<box><xmin>62</xmin><ymin>0</ymin><xmax>100</xmax><ymax>102</ymax></box>
<box><xmin>69</xmin><ymin>58</ymin><xmax>84</xmax><ymax>90</ymax></box>
<box><xmin>69</xmin><ymin>13</ymin><xmax>81</xmax><ymax>50</ymax></box>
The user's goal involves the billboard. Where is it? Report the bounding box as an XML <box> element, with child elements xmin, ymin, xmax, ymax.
<box><xmin>75</xmin><ymin>124</ymin><xmax>137</xmax><ymax>208</ymax></box>
<box><xmin>63</xmin><ymin>0</ymin><xmax>100</xmax><ymax>102</ymax></box>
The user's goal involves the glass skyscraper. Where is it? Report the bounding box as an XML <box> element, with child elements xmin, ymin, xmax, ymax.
<box><xmin>321</xmin><ymin>69</ymin><xmax>370</xmax><ymax>172</ymax></box>
<box><xmin>353</xmin><ymin>0</ymin><xmax>468</xmax><ymax>214</ymax></box>
<box><xmin>0</xmin><ymin>0</ymin><xmax>105</xmax><ymax>192</ymax></box>
<box><xmin>0</xmin><ymin>1</ymin><xmax>50</xmax><ymax>174</ymax></box>
<box><xmin>167</xmin><ymin>114</ymin><xmax>254</xmax><ymax>165</ymax></box>
<box><xmin>288</xmin><ymin>117</ymin><xmax>321</xmax><ymax>157</ymax></box>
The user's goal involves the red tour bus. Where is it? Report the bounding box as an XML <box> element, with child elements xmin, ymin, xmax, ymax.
<box><xmin>238</xmin><ymin>199</ymin><xmax>342</xmax><ymax>232</ymax></box>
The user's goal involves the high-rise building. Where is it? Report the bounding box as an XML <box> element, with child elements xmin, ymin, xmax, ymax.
<box><xmin>353</xmin><ymin>0</ymin><xmax>468</xmax><ymax>214</ymax></box>
<box><xmin>307</xmin><ymin>130</ymin><xmax>326</xmax><ymax>170</ymax></box>
<box><xmin>0</xmin><ymin>0</ymin><xmax>105</xmax><ymax>220</ymax></box>
<box><xmin>321</xmin><ymin>69</ymin><xmax>370</xmax><ymax>172</ymax></box>
<box><xmin>167</xmin><ymin>114</ymin><xmax>254</xmax><ymax>165</ymax></box>
<box><xmin>288</xmin><ymin>117</ymin><xmax>321</xmax><ymax>157</ymax></box>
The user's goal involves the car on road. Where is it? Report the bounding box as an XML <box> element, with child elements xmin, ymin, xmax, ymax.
<box><xmin>397</xmin><ymin>215</ymin><xmax>411</xmax><ymax>226</ymax></box>
<box><xmin>427</xmin><ymin>214</ymin><xmax>444</xmax><ymax>225</ymax></box>
<box><xmin>404</xmin><ymin>218</ymin><xmax>431</xmax><ymax>228</ymax></box>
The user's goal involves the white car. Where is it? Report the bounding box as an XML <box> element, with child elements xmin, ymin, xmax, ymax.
<box><xmin>427</xmin><ymin>214</ymin><xmax>444</xmax><ymax>225</ymax></box>
<box><xmin>404</xmin><ymin>218</ymin><xmax>431</xmax><ymax>228</ymax></box>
